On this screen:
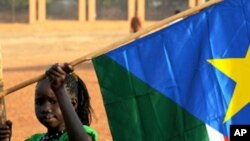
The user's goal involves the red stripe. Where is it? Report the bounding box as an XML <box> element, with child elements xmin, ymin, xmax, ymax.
<box><xmin>224</xmin><ymin>136</ymin><xmax>229</xmax><ymax>141</ymax></box>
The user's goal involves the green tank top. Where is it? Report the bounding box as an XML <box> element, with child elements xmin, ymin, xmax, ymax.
<box><xmin>25</xmin><ymin>125</ymin><xmax>98</xmax><ymax>141</ymax></box>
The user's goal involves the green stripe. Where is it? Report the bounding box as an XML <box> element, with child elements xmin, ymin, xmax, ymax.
<box><xmin>93</xmin><ymin>55</ymin><xmax>209</xmax><ymax>141</ymax></box>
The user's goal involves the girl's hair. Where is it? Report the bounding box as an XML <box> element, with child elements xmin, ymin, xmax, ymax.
<box><xmin>65</xmin><ymin>73</ymin><xmax>92</xmax><ymax>126</ymax></box>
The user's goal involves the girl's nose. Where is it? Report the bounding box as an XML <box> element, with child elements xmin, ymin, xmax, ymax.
<box><xmin>42</xmin><ymin>102</ymin><xmax>52</xmax><ymax>113</ymax></box>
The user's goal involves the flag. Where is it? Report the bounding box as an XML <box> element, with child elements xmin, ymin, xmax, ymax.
<box><xmin>92</xmin><ymin>0</ymin><xmax>250</xmax><ymax>140</ymax></box>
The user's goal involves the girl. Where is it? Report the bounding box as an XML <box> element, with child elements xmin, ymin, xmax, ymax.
<box><xmin>0</xmin><ymin>63</ymin><xmax>97</xmax><ymax>141</ymax></box>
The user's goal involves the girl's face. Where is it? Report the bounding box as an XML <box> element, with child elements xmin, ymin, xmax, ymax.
<box><xmin>35</xmin><ymin>79</ymin><xmax>65</xmax><ymax>132</ymax></box>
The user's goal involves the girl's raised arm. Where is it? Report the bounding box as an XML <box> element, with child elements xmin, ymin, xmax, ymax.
<box><xmin>46</xmin><ymin>63</ymin><xmax>91</xmax><ymax>141</ymax></box>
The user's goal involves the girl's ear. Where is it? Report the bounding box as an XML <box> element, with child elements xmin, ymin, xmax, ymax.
<box><xmin>71</xmin><ymin>98</ymin><xmax>78</xmax><ymax>109</ymax></box>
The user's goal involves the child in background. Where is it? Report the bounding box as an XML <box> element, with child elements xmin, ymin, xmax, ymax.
<box><xmin>0</xmin><ymin>63</ymin><xmax>97</xmax><ymax>141</ymax></box>
<box><xmin>130</xmin><ymin>15</ymin><xmax>142</xmax><ymax>33</ymax></box>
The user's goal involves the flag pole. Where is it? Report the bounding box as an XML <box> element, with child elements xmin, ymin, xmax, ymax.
<box><xmin>0</xmin><ymin>0</ymin><xmax>222</xmax><ymax>98</ymax></box>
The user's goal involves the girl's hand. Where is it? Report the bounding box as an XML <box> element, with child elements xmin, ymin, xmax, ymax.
<box><xmin>45</xmin><ymin>63</ymin><xmax>73</xmax><ymax>91</ymax></box>
<box><xmin>0</xmin><ymin>120</ymin><xmax>12</xmax><ymax>141</ymax></box>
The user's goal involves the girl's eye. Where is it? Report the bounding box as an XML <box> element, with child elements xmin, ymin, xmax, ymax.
<box><xmin>50</xmin><ymin>99</ymin><xmax>57</xmax><ymax>104</ymax></box>
<box><xmin>35</xmin><ymin>99</ymin><xmax>44</xmax><ymax>105</ymax></box>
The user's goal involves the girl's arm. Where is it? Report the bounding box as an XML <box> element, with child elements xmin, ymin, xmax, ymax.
<box><xmin>55</xmin><ymin>88</ymin><xmax>91</xmax><ymax>141</ymax></box>
<box><xmin>46</xmin><ymin>64</ymin><xmax>91</xmax><ymax>141</ymax></box>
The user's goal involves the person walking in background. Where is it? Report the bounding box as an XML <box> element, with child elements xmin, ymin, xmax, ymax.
<box><xmin>130</xmin><ymin>0</ymin><xmax>142</xmax><ymax>33</ymax></box>
<box><xmin>130</xmin><ymin>15</ymin><xmax>142</xmax><ymax>33</ymax></box>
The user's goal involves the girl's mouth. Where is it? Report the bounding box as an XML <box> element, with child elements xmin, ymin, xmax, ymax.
<box><xmin>42</xmin><ymin>114</ymin><xmax>56</xmax><ymax>122</ymax></box>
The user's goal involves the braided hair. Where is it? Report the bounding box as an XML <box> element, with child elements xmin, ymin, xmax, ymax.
<box><xmin>64</xmin><ymin>73</ymin><xmax>92</xmax><ymax>126</ymax></box>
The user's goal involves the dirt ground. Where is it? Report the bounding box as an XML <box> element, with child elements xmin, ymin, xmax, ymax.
<box><xmin>0</xmin><ymin>20</ymin><xmax>155</xmax><ymax>141</ymax></box>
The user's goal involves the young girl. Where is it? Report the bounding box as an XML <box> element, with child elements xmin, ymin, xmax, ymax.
<box><xmin>0</xmin><ymin>63</ymin><xmax>97</xmax><ymax>141</ymax></box>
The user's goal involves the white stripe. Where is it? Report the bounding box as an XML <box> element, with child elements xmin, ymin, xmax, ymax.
<box><xmin>206</xmin><ymin>124</ymin><xmax>225</xmax><ymax>141</ymax></box>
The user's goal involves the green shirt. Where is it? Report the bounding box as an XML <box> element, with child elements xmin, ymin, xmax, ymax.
<box><xmin>25</xmin><ymin>125</ymin><xmax>98</xmax><ymax>141</ymax></box>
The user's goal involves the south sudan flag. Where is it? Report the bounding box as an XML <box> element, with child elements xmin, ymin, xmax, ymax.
<box><xmin>93</xmin><ymin>0</ymin><xmax>250</xmax><ymax>140</ymax></box>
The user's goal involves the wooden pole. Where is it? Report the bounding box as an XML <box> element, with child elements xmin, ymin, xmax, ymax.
<box><xmin>78</xmin><ymin>0</ymin><xmax>86</xmax><ymax>22</ymax></box>
<box><xmin>88</xmin><ymin>0</ymin><xmax>95</xmax><ymax>21</ymax></box>
<box><xmin>189</xmin><ymin>0</ymin><xmax>197</xmax><ymax>8</ymax></box>
<box><xmin>0</xmin><ymin>46</ymin><xmax>8</xmax><ymax>141</ymax></box>
<box><xmin>38</xmin><ymin>0</ymin><xmax>46</xmax><ymax>22</ymax></box>
<box><xmin>0</xmin><ymin>0</ymin><xmax>222</xmax><ymax>98</ymax></box>
<box><xmin>29</xmin><ymin>0</ymin><xmax>36</xmax><ymax>24</ymax></box>
<box><xmin>198</xmin><ymin>0</ymin><xmax>206</xmax><ymax>5</ymax></box>
<box><xmin>137</xmin><ymin>0</ymin><xmax>145</xmax><ymax>22</ymax></box>
<box><xmin>128</xmin><ymin>0</ymin><xmax>136</xmax><ymax>21</ymax></box>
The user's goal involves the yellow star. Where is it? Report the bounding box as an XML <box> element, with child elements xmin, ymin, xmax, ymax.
<box><xmin>207</xmin><ymin>48</ymin><xmax>250</xmax><ymax>123</ymax></box>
